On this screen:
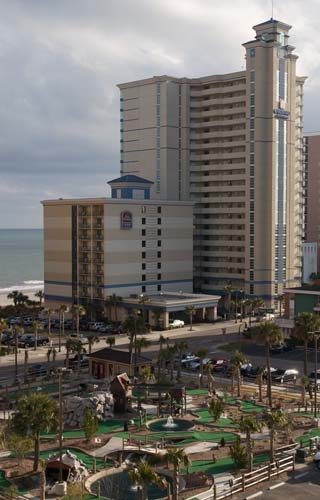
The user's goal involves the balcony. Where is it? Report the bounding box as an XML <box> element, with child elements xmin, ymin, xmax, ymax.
<box><xmin>93</xmin><ymin>232</ymin><xmax>104</xmax><ymax>241</ymax></box>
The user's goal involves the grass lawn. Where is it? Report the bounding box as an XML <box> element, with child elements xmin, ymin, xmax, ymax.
<box><xmin>40</xmin><ymin>447</ymin><xmax>113</xmax><ymax>472</ymax></box>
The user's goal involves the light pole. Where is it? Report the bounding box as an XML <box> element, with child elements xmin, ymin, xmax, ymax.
<box><xmin>314</xmin><ymin>331</ymin><xmax>320</xmax><ymax>420</ymax></box>
<box><xmin>57</xmin><ymin>369</ymin><xmax>64</xmax><ymax>482</ymax></box>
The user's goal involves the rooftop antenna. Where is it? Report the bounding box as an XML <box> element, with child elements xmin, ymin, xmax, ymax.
<box><xmin>271</xmin><ymin>0</ymin><xmax>274</xmax><ymax>19</ymax></box>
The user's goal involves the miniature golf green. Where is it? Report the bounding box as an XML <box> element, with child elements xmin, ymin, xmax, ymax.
<box><xmin>0</xmin><ymin>470</ymin><xmax>10</xmax><ymax>489</ymax></box>
<box><xmin>42</xmin><ymin>418</ymin><xmax>128</xmax><ymax>439</ymax></box>
<box><xmin>40</xmin><ymin>448</ymin><xmax>113</xmax><ymax>472</ymax></box>
<box><xmin>295</xmin><ymin>429</ymin><xmax>320</xmax><ymax>447</ymax></box>
<box><xmin>183</xmin><ymin>453</ymin><xmax>270</xmax><ymax>475</ymax></box>
<box><xmin>115</xmin><ymin>430</ymin><xmax>238</xmax><ymax>444</ymax></box>
<box><xmin>93</xmin><ymin>470</ymin><xmax>168</xmax><ymax>500</ymax></box>
<box><xmin>186</xmin><ymin>389</ymin><xmax>209</xmax><ymax>396</ymax></box>
<box><xmin>195</xmin><ymin>410</ymin><xmax>238</xmax><ymax>428</ymax></box>
<box><xmin>241</xmin><ymin>401</ymin><xmax>266</xmax><ymax>413</ymax></box>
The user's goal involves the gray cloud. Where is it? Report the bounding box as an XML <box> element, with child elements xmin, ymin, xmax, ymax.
<box><xmin>0</xmin><ymin>0</ymin><xmax>320</xmax><ymax>227</ymax></box>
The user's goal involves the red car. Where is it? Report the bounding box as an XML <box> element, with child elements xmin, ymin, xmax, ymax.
<box><xmin>210</xmin><ymin>358</ymin><xmax>228</xmax><ymax>372</ymax></box>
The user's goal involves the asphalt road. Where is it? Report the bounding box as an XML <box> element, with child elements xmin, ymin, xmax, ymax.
<box><xmin>0</xmin><ymin>319</ymin><xmax>318</xmax><ymax>385</ymax></box>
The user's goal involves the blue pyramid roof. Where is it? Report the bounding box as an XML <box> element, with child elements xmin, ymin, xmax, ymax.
<box><xmin>108</xmin><ymin>175</ymin><xmax>154</xmax><ymax>185</ymax></box>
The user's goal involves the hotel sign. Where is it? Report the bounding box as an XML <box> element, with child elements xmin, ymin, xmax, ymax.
<box><xmin>273</xmin><ymin>108</ymin><xmax>290</xmax><ymax>119</ymax></box>
<box><xmin>120</xmin><ymin>211</ymin><xmax>133</xmax><ymax>229</ymax></box>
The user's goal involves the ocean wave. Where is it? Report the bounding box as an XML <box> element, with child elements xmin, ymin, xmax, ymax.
<box><xmin>0</xmin><ymin>283</ymin><xmax>44</xmax><ymax>294</ymax></box>
<box><xmin>23</xmin><ymin>280</ymin><xmax>44</xmax><ymax>285</ymax></box>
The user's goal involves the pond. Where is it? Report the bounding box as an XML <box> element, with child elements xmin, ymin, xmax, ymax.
<box><xmin>148</xmin><ymin>417</ymin><xmax>193</xmax><ymax>432</ymax></box>
<box><xmin>93</xmin><ymin>470</ymin><xmax>168</xmax><ymax>500</ymax></box>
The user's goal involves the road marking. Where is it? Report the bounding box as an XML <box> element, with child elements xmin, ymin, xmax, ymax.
<box><xmin>295</xmin><ymin>471</ymin><xmax>309</xmax><ymax>479</ymax></box>
<box><xmin>268</xmin><ymin>482</ymin><xmax>285</xmax><ymax>490</ymax></box>
<box><xmin>245</xmin><ymin>492</ymin><xmax>263</xmax><ymax>499</ymax></box>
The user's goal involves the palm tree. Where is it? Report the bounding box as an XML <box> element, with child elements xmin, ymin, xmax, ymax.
<box><xmin>0</xmin><ymin>319</ymin><xmax>7</xmax><ymax>353</ymax></box>
<box><xmin>105</xmin><ymin>294</ymin><xmax>123</xmax><ymax>322</ymax></box>
<box><xmin>106</xmin><ymin>336</ymin><xmax>115</xmax><ymax>349</ymax></box>
<box><xmin>43</xmin><ymin>307</ymin><xmax>54</xmax><ymax>337</ymax></box>
<box><xmin>129</xmin><ymin>460</ymin><xmax>167</xmax><ymax>500</ymax></box>
<box><xmin>139</xmin><ymin>294</ymin><xmax>150</xmax><ymax>326</ymax></box>
<box><xmin>23</xmin><ymin>349</ymin><xmax>29</xmax><ymax>383</ymax></box>
<box><xmin>32</xmin><ymin>321</ymin><xmax>42</xmax><ymax>351</ymax></box>
<box><xmin>238</xmin><ymin>416</ymin><xmax>262</xmax><ymax>471</ymax></box>
<box><xmin>224</xmin><ymin>283</ymin><xmax>233</xmax><ymax>319</ymax></box>
<box><xmin>152</xmin><ymin>309</ymin><xmax>164</xmax><ymax>330</ymax></box>
<box><xmin>13</xmin><ymin>325</ymin><xmax>24</xmax><ymax>382</ymax></box>
<box><xmin>230</xmin><ymin>350</ymin><xmax>246</xmax><ymax>397</ymax></box>
<box><xmin>167</xmin><ymin>346</ymin><xmax>177</xmax><ymax>381</ymax></box>
<box><xmin>35</xmin><ymin>290</ymin><xmax>44</xmax><ymax>307</ymax></box>
<box><xmin>136</xmin><ymin>337</ymin><xmax>150</xmax><ymax>356</ymax></box>
<box><xmin>12</xmin><ymin>394</ymin><xmax>58</xmax><ymax>471</ymax></box>
<box><xmin>185</xmin><ymin>305</ymin><xmax>196</xmax><ymax>331</ymax></box>
<box><xmin>294</xmin><ymin>312</ymin><xmax>320</xmax><ymax>376</ymax></box>
<box><xmin>65</xmin><ymin>338</ymin><xmax>83</xmax><ymax>370</ymax></box>
<box><xmin>197</xmin><ymin>348</ymin><xmax>208</xmax><ymax>387</ymax></box>
<box><xmin>252</xmin><ymin>297</ymin><xmax>265</xmax><ymax>316</ymax></box>
<box><xmin>87</xmin><ymin>334</ymin><xmax>99</xmax><ymax>355</ymax></box>
<box><xmin>301</xmin><ymin>375</ymin><xmax>309</xmax><ymax>408</ymax></box>
<box><xmin>175</xmin><ymin>341</ymin><xmax>188</xmax><ymax>381</ymax></box>
<box><xmin>276</xmin><ymin>294</ymin><xmax>284</xmax><ymax>317</ymax></box>
<box><xmin>255</xmin><ymin>367</ymin><xmax>264</xmax><ymax>403</ymax></box>
<box><xmin>208</xmin><ymin>397</ymin><xmax>224</xmax><ymax>423</ymax></box>
<box><xmin>7</xmin><ymin>290</ymin><xmax>19</xmax><ymax>306</ymax></box>
<box><xmin>263</xmin><ymin>410</ymin><xmax>288</xmax><ymax>462</ymax></box>
<box><xmin>71</xmin><ymin>305</ymin><xmax>86</xmax><ymax>334</ymax></box>
<box><xmin>58</xmin><ymin>305</ymin><xmax>69</xmax><ymax>352</ymax></box>
<box><xmin>256</xmin><ymin>322</ymin><xmax>283</xmax><ymax>408</ymax></box>
<box><xmin>165</xmin><ymin>448</ymin><xmax>191</xmax><ymax>500</ymax></box>
<box><xmin>123</xmin><ymin>309</ymin><xmax>144</xmax><ymax>354</ymax></box>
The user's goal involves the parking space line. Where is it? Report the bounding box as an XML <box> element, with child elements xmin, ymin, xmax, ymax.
<box><xmin>268</xmin><ymin>481</ymin><xmax>285</xmax><ymax>490</ymax></box>
<box><xmin>245</xmin><ymin>492</ymin><xmax>263</xmax><ymax>499</ymax></box>
<box><xmin>295</xmin><ymin>471</ymin><xmax>309</xmax><ymax>479</ymax></box>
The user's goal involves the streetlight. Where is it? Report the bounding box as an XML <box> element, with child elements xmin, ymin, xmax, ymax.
<box><xmin>314</xmin><ymin>331</ymin><xmax>320</xmax><ymax>420</ymax></box>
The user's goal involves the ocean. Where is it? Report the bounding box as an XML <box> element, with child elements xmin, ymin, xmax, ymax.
<box><xmin>0</xmin><ymin>229</ymin><xmax>44</xmax><ymax>298</ymax></box>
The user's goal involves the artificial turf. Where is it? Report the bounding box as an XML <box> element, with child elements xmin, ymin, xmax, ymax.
<box><xmin>42</xmin><ymin>418</ymin><xmax>128</xmax><ymax>439</ymax></box>
<box><xmin>195</xmin><ymin>410</ymin><xmax>238</xmax><ymax>428</ymax></box>
<box><xmin>295</xmin><ymin>429</ymin><xmax>320</xmax><ymax>447</ymax></box>
<box><xmin>186</xmin><ymin>389</ymin><xmax>209</xmax><ymax>396</ymax></box>
<box><xmin>183</xmin><ymin>453</ymin><xmax>270</xmax><ymax>475</ymax></box>
<box><xmin>39</xmin><ymin>447</ymin><xmax>113</xmax><ymax>472</ymax></box>
<box><xmin>115</xmin><ymin>430</ymin><xmax>238</xmax><ymax>444</ymax></box>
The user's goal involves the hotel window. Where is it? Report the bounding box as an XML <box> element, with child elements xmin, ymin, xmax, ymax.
<box><xmin>142</xmin><ymin>241</ymin><xmax>146</xmax><ymax>247</ymax></box>
<box><xmin>157</xmin><ymin>251</ymin><xmax>161</xmax><ymax>258</ymax></box>
<box><xmin>157</xmin><ymin>206</ymin><xmax>162</xmax><ymax>213</ymax></box>
<box><xmin>157</xmin><ymin>284</ymin><xmax>161</xmax><ymax>291</ymax></box>
<box><xmin>142</xmin><ymin>229</ymin><xmax>146</xmax><ymax>236</ymax></box>
<box><xmin>142</xmin><ymin>218</ymin><xmax>146</xmax><ymax>224</ymax></box>
<box><xmin>142</xmin><ymin>286</ymin><xmax>146</xmax><ymax>293</ymax></box>
<box><xmin>142</xmin><ymin>263</ymin><xmax>146</xmax><ymax>270</ymax></box>
<box><xmin>157</xmin><ymin>274</ymin><xmax>161</xmax><ymax>280</ymax></box>
<box><xmin>157</xmin><ymin>240</ymin><xmax>161</xmax><ymax>247</ymax></box>
<box><xmin>142</xmin><ymin>275</ymin><xmax>146</xmax><ymax>282</ymax></box>
<box><xmin>157</xmin><ymin>229</ymin><xmax>162</xmax><ymax>236</ymax></box>
<box><xmin>157</xmin><ymin>262</ymin><xmax>161</xmax><ymax>269</ymax></box>
<box><xmin>157</xmin><ymin>218</ymin><xmax>161</xmax><ymax>224</ymax></box>
<box><xmin>142</xmin><ymin>252</ymin><xmax>146</xmax><ymax>259</ymax></box>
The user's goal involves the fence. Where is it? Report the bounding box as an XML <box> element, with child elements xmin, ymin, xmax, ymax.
<box><xmin>187</xmin><ymin>443</ymin><xmax>296</xmax><ymax>500</ymax></box>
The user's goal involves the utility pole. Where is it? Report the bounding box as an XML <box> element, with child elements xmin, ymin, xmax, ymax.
<box><xmin>314</xmin><ymin>332</ymin><xmax>320</xmax><ymax>419</ymax></box>
<box><xmin>58</xmin><ymin>370</ymin><xmax>63</xmax><ymax>482</ymax></box>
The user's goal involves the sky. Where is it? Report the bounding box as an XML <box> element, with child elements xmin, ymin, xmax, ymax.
<box><xmin>1</xmin><ymin>0</ymin><xmax>320</xmax><ymax>228</ymax></box>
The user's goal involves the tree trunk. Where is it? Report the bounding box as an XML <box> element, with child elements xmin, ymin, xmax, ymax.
<box><xmin>304</xmin><ymin>339</ymin><xmax>308</xmax><ymax>377</ymax></box>
<box><xmin>247</xmin><ymin>432</ymin><xmax>253</xmax><ymax>471</ymax></box>
<box><xmin>200</xmin><ymin>360</ymin><xmax>204</xmax><ymax>388</ymax></box>
<box><xmin>173</xmin><ymin>465</ymin><xmax>179</xmax><ymax>500</ymax></box>
<box><xmin>266</xmin><ymin>343</ymin><xmax>272</xmax><ymax>408</ymax></box>
<box><xmin>258</xmin><ymin>378</ymin><xmax>262</xmax><ymax>402</ymax></box>
<box><xmin>231</xmin><ymin>373</ymin><xmax>235</xmax><ymax>394</ymax></box>
<box><xmin>270</xmin><ymin>429</ymin><xmax>275</xmax><ymax>462</ymax></box>
<box><xmin>34</xmin><ymin>433</ymin><xmax>40</xmax><ymax>471</ymax></box>
<box><xmin>189</xmin><ymin>314</ymin><xmax>193</xmax><ymax>331</ymax></box>
<box><xmin>301</xmin><ymin>384</ymin><xmax>306</xmax><ymax>407</ymax></box>
<box><xmin>177</xmin><ymin>353</ymin><xmax>182</xmax><ymax>382</ymax></box>
<box><xmin>237</xmin><ymin>368</ymin><xmax>241</xmax><ymax>397</ymax></box>
<box><xmin>66</xmin><ymin>349</ymin><xmax>70</xmax><ymax>369</ymax></box>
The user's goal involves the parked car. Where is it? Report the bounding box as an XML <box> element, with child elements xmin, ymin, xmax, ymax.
<box><xmin>240</xmin><ymin>364</ymin><xmax>261</xmax><ymax>379</ymax></box>
<box><xmin>180</xmin><ymin>355</ymin><xmax>198</xmax><ymax>368</ymax></box>
<box><xmin>68</xmin><ymin>353</ymin><xmax>89</xmax><ymax>369</ymax></box>
<box><xmin>188</xmin><ymin>358</ymin><xmax>212</xmax><ymax>370</ymax></box>
<box><xmin>270</xmin><ymin>342</ymin><xmax>295</xmax><ymax>354</ymax></box>
<box><xmin>210</xmin><ymin>358</ymin><xmax>228</xmax><ymax>372</ymax></box>
<box><xmin>18</xmin><ymin>335</ymin><xmax>49</xmax><ymax>348</ymax></box>
<box><xmin>69</xmin><ymin>333</ymin><xmax>89</xmax><ymax>345</ymax></box>
<box><xmin>28</xmin><ymin>364</ymin><xmax>47</xmax><ymax>377</ymax></box>
<box><xmin>169</xmin><ymin>319</ymin><xmax>185</xmax><ymax>329</ymax></box>
<box><xmin>308</xmin><ymin>370</ymin><xmax>320</xmax><ymax>389</ymax></box>
<box><xmin>0</xmin><ymin>333</ymin><xmax>13</xmax><ymax>345</ymax></box>
<box><xmin>88</xmin><ymin>322</ymin><xmax>105</xmax><ymax>331</ymax></box>
<box><xmin>271</xmin><ymin>368</ymin><xmax>298</xmax><ymax>383</ymax></box>
<box><xmin>96</xmin><ymin>324</ymin><xmax>114</xmax><ymax>334</ymax></box>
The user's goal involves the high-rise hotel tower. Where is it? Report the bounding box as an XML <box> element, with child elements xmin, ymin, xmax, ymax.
<box><xmin>118</xmin><ymin>19</ymin><xmax>306</xmax><ymax>302</ymax></box>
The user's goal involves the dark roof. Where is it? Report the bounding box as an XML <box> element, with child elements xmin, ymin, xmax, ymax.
<box><xmin>287</xmin><ymin>285</ymin><xmax>320</xmax><ymax>292</ymax></box>
<box><xmin>108</xmin><ymin>175</ymin><xmax>154</xmax><ymax>185</ymax></box>
<box><xmin>89</xmin><ymin>348</ymin><xmax>151</xmax><ymax>365</ymax></box>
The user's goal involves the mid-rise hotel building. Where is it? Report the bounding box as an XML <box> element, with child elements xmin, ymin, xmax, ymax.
<box><xmin>118</xmin><ymin>19</ymin><xmax>306</xmax><ymax>302</ymax></box>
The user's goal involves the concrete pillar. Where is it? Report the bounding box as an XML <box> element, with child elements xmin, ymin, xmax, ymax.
<box><xmin>207</xmin><ymin>306</ymin><xmax>217</xmax><ymax>322</ymax></box>
<box><xmin>201</xmin><ymin>307</ymin><xmax>206</xmax><ymax>320</ymax></box>
<box><xmin>163</xmin><ymin>311</ymin><xmax>169</xmax><ymax>329</ymax></box>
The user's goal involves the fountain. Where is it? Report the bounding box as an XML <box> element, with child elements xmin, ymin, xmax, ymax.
<box><xmin>163</xmin><ymin>416</ymin><xmax>178</xmax><ymax>429</ymax></box>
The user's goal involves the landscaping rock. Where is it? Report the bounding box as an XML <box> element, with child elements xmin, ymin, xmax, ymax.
<box><xmin>63</xmin><ymin>391</ymin><xmax>114</xmax><ymax>428</ymax></box>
